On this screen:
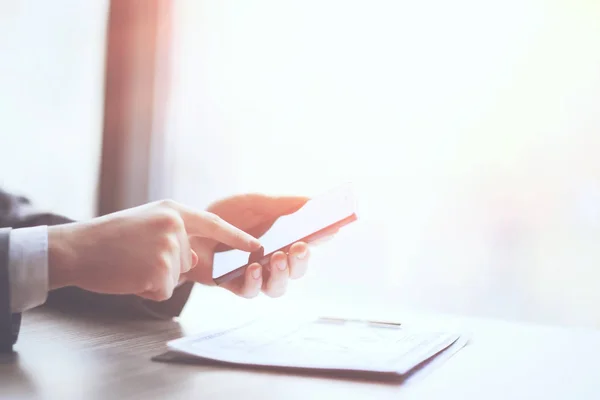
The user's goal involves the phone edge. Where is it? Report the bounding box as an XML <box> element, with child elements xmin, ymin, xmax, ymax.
<box><xmin>212</xmin><ymin>213</ymin><xmax>358</xmax><ymax>286</ymax></box>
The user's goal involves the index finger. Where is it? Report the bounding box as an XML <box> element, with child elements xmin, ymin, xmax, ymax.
<box><xmin>177</xmin><ymin>205</ymin><xmax>261</xmax><ymax>252</ymax></box>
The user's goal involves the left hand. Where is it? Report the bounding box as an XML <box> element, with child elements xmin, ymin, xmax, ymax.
<box><xmin>182</xmin><ymin>193</ymin><xmax>334</xmax><ymax>298</ymax></box>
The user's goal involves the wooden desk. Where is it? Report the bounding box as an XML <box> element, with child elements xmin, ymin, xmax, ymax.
<box><xmin>1</xmin><ymin>295</ymin><xmax>600</xmax><ymax>400</ymax></box>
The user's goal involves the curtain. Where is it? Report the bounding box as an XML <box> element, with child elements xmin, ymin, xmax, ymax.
<box><xmin>98</xmin><ymin>0</ymin><xmax>172</xmax><ymax>215</ymax></box>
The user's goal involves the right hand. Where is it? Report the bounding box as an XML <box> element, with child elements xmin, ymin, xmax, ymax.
<box><xmin>47</xmin><ymin>200</ymin><xmax>261</xmax><ymax>302</ymax></box>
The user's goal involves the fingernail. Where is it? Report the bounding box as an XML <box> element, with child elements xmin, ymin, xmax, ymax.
<box><xmin>251</xmin><ymin>266</ymin><xmax>262</xmax><ymax>280</ymax></box>
<box><xmin>297</xmin><ymin>249</ymin><xmax>307</xmax><ymax>259</ymax></box>
<box><xmin>249</xmin><ymin>238</ymin><xmax>261</xmax><ymax>249</ymax></box>
<box><xmin>277</xmin><ymin>261</ymin><xmax>287</xmax><ymax>271</ymax></box>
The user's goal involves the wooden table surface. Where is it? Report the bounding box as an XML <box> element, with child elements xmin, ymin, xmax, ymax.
<box><xmin>1</xmin><ymin>291</ymin><xmax>600</xmax><ymax>400</ymax></box>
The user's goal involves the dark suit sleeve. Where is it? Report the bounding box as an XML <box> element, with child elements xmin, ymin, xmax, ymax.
<box><xmin>0</xmin><ymin>189</ymin><xmax>194</xmax><ymax>320</ymax></box>
<box><xmin>0</xmin><ymin>227</ymin><xmax>21</xmax><ymax>352</ymax></box>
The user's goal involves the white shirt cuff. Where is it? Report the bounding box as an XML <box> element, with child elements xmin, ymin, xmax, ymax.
<box><xmin>8</xmin><ymin>226</ymin><xmax>49</xmax><ymax>313</ymax></box>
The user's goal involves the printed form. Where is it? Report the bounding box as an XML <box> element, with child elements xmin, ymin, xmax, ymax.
<box><xmin>167</xmin><ymin>316</ymin><xmax>467</xmax><ymax>376</ymax></box>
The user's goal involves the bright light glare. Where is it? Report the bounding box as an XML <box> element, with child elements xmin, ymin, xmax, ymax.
<box><xmin>167</xmin><ymin>0</ymin><xmax>600</xmax><ymax>326</ymax></box>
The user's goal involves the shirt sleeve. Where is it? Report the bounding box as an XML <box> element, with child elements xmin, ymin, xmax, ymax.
<box><xmin>8</xmin><ymin>226</ymin><xmax>49</xmax><ymax>313</ymax></box>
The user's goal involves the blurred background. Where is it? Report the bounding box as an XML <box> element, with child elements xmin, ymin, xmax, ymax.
<box><xmin>1</xmin><ymin>0</ymin><xmax>600</xmax><ymax>328</ymax></box>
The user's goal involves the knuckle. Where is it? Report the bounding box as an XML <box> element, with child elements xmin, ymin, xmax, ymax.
<box><xmin>160</xmin><ymin>234</ymin><xmax>180</xmax><ymax>252</ymax></box>
<box><xmin>154</xmin><ymin>254</ymin><xmax>173</xmax><ymax>276</ymax></box>
<box><xmin>157</xmin><ymin>198</ymin><xmax>178</xmax><ymax>209</ymax></box>
<box><xmin>165</xmin><ymin>285</ymin><xmax>175</xmax><ymax>300</ymax></box>
<box><xmin>140</xmin><ymin>291</ymin><xmax>155</xmax><ymax>301</ymax></box>
<box><xmin>141</xmin><ymin>278</ymin><xmax>155</xmax><ymax>293</ymax></box>
<box><xmin>151</xmin><ymin>276</ymin><xmax>174</xmax><ymax>301</ymax></box>
<box><xmin>154</xmin><ymin>208</ymin><xmax>184</xmax><ymax>232</ymax></box>
<box><xmin>154</xmin><ymin>288</ymin><xmax>172</xmax><ymax>302</ymax></box>
<box><xmin>202</xmin><ymin>212</ymin><xmax>222</xmax><ymax>232</ymax></box>
<box><xmin>203</xmin><ymin>211</ymin><xmax>220</xmax><ymax>223</ymax></box>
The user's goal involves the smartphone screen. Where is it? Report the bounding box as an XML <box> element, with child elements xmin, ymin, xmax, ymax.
<box><xmin>212</xmin><ymin>184</ymin><xmax>357</xmax><ymax>284</ymax></box>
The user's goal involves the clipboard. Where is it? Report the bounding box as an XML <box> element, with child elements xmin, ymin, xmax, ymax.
<box><xmin>152</xmin><ymin>316</ymin><xmax>468</xmax><ymax>381</ymax></box>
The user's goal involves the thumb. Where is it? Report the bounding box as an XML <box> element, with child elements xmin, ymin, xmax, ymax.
<box><xmin>190</xmin><ymin>249</ymin><xmax>199</xmax><ymax>269</ymax></box>
<box><xmin>177</xmin><ymin>250</ymin><xmax>200</xmax><ymax>285</ymax></box>
<box><xmin>243</xmin><ymin>194</ymin><xmax>309</xmax><ymax>217</ymax></box>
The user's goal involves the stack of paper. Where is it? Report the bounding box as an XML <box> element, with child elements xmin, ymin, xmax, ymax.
<box><xmin>160</xmin><ymin>316</ymin><xmax>468</xmax><ymax>379</ymax></box>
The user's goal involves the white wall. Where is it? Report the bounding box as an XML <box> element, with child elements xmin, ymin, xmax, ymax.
<box><xmin>0</xmin><ymin>0</ymin><xmax>109</xmax><ymax>220</ymax></box>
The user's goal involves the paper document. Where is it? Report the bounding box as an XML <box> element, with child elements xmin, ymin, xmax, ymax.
<box><xmin>167</xmin><ymin>316</ymin><xmax>465</xmax><ymax>376</ymax></box>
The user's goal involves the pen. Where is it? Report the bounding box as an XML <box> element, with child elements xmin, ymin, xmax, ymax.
<box><xmin>317</xmin><ymin>317</ymin><xmax>402</xmax><ymax>329</ymax></box>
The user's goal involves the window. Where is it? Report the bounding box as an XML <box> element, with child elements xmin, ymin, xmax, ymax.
<box><xmin>163</xmin><ymin>0</ymin><xmax>600</xmax><ymax>326</ymax></box>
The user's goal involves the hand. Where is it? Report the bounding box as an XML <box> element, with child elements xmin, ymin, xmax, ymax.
<box><xmin>182</xmin><ymin>193</ymin><xmax>336</xmax><ymax>298</ymax></box>
<box><xmin>47</xmin><ymin>200</ymin><xmax>261</xmax><ymax>302</ymax></box>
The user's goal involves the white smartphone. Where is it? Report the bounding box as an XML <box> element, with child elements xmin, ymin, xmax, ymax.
<box><xmin>212</xmin><ymin>184</ymin><xmax>358</xmax><ymax>284</ymax></box>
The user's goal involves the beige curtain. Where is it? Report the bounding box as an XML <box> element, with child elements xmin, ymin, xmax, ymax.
<box><xmin>98</xmin><ymin>0</ymin><xmax>173</xmax><ymax>215</ymax></box>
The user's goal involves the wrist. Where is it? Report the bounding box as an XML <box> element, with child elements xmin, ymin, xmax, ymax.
<box><xmin>48</xmin><ymin>223</ymin><xmax>81</xmax><ymax>289</ymax></box>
